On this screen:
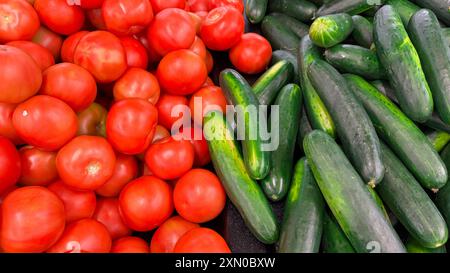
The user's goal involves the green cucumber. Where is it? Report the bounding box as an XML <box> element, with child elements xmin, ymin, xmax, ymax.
<box><xmin>344</xmin><ymin>74</ymin><xmax>448</xmax><ymax>190</ymax></box>
<box><xmin>316</xmin><ymin>0</ymin><xmax>383</xmax><ymax>17</ymax></box>
<box><xmin>324</xmin><ymin>44</ymin><xmax>386</xmax><ymax>80</ymax></box>
<box><xmin>436</xmin><ymin>144</ymin><xmax>450</xmax><ymax>230</ymax></box>
<box><xmin>351</xmin><ymin>15</ymin><xmax>374</xmax><ymax>48</ymax></box>
<box><xmin>374</xmin><ymin>5</ymin><xmax>433</xmax><ymax>123</ymax></box>
<box><xmin>268</xmin><ymin>0</ymin><xmax>317</xmax><ymax>23</ymax></box>
<box><xmin>322</xmin><ymin>212</ymin><xmax>355</xmax><ymax>253</ymax></box>
<box><xmin>406</xmin><ymin>237</ymin><xmax>447</xmax><ymax>253</ymax></box>
<box><xmin>426</xmin><ymin>112</ymin><xmax>450</xmax><ymax>134</ymax></box>
<box><xmin>385</xmin><ymin>0</ymin><xmax>420</xmax><ymax>26</ymax></box>
<box><xmin>278</xmin><ymin>158</ymin><xmax>324</xmax><ymax>253</ymax></box>
<box><xmin>252</xmin><ymin>60</ymin><xmax>294</xmax><ymax>106</ymax></box>
<box><xmin>219</xmin><ymin>69</ymin><xmax>271</xmax><ymax>180</ymax></box>
<box><xmin>411</xmin><ymin>0</ymin><xmax>450</xmax><ymax>26</ymax></box>
<box><xmin>376</xmin><ymin>142</ymin><xmax>448</xmax><ymax>248</ymax></box>
<box><xmin>308</xmin><ymin>60</ymin><xmax>384</xmax><ymax>187</ymax></box>
<box><xmin>367</xmin><ymin>185</ymin><xmax>389</xmax><ymax>221</ymax></box>
<box><xmin>269</xmin><ymin>13</ymin><xmax>310</xmax><ymax>39</ymax></box>
<box><xmin>371</xmin><ymin>80</ymin><xmax>398</xmax><ymax>103</ymax></box>
<box><xmin>203</xmin><ymin>111</ymin><xmax>279</xmax><ymax>244</ymax></box>
<box><xmin>298</xmin><ymin>35</ymin><xmax>336</xmax><ymax>138</ymax></box>
<box><xmin>309</xmin><ymin>13</ymin><xmax>354</xmax><ymax>48</ymax></box>
<box><xmin>443</xmin><ymin>28</ymin><xmax>450</xmax><ymax>47</ymax></box>
<box><xmin>298</xmin><ymin>107</ymin><xmax>313</xmax><ymax>150</ymax></box>
<box><xmin>303</xmin><ymin>130</ymin><xmax>406</xmax><ymax>253</ymax></box>
<box><xmin>271</xmin><ymin>50</ymin><xmax>299</xmax><ymax>84</ymax></box>
<box><xmin>261</xmin><ymin>15</ymin><xmax>300</xmax><ymax>55</ymax></box>
<box><xmin>245</xmin><ymin>0</ymin><xmax>268</xmax><ymax>24</ymax></box>
<box><xmin>427</xmin><ymin>131</ymin><xmax>450</xmax><ymax>152</ymax></box>
<box><xmin>408</xmin><ymin>9</ymin><xmax>450</xmax><ymax>124</ymax></box>
<box><xmin>261</xmin><ymin>84</ymin><xmax>302</xmax><ymax>201</ymax></box>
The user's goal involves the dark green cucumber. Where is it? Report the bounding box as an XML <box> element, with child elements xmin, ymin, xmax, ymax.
<box><xmin>406</xmin><ymin>237</ymin><xmax>447</xmax><ymax>253</ymax></box>
<box><xmin>324</xmin><ymin>44</ymin><xmax>386</xmax><ymax>80</ymax></box>
<box><xmin>374</xmin><ymin>5</ymin><xmax>433</xmax><ymax>123</ymax></box>
<box><xmin>278</xmin><ymin>158</ymin><xmax>324</xmax><ymax>253</ymax></box>
<box><xmin>298</xmin><ymin>108</ymin><xmax>313</xmax><ymax>151</ymax></box>
<box><xmin>219</xmin><ymin>69</ymin><xmax>270</xmax><ymax>180</ymax></box>
<box><xmin>367</xmin><ymin>185</ymin><xmax>390</xmax><ymax>221</ymax></box>
<box><xmin>443</xmin><ymin>28</ymin><xmax>450</xmax><ymax>47</ymax></box>
<box><xmin>351</xmin><ymin>15</ymin><xmax>374</xmax><ymax>48</ymax></box>
<box><xmin>303</xmin><ymin>130</ymin><xmax>406</xmax><ymax>253</ymax></box>
<box><xmin>309</xmin><ymin>13</ymin><xmax>354</xmax><ymax>48</ymax></box>
<box><xmin>385</xmin><ymin>0</ymin><xmax>420</xmax><ymax>26</ymax></box>
<box><xmin>408</xmin><ymin>9</ymin><xmax>450</xmax><ymax>124</ymax></box>
<box><xmin>245</xmin><ymin>0</ymin><xmax>268</xmax><ymax>24</ymax></box>
<box><xmin>261</xmin><ymin>15</ymin><xmax>300</xmax><ymax>55</ymax></box>
<box><xmin>426</xmin><ymin>112</ymin><xmax>450</xmax><ymax>134</ymax></box>
<box><xmin>411</xmin><ymin>0</ymin><xmax>450</xmax><ymax>26</ymax></box>
<box><xmin>427</xmin><ymin>131</ymin><xmax>450</xmax><ymax>152</ymax></box>
<box><xmin>316</xmin><ymin>0</ymin><xmax>383</xmax><ymax>17</ymax></box>
<box><xmin>271</xmin><ymin>50</ymin><xmax>299</xmax><ymax>84</ymax></box>
<box><xmin>261</xmin><ymin>84</ymin><xmax>302</xmax><ymax>201</ymax></box>
<box><xmin>376</xmin><ymin>142</ymin><xmax>448</xmax><ymax>248</ymax></box>
<box><xmin>252</xmin><ymin>60</ymin><xmax>294</xmax><ymax>106</ymax></box>
<box><xmin>298</xmin><ymin>36</ymin><xmax>336</xmax><ymax>138</ymax></box>
<box><xmin>371</xmin><ymin>80</ymin><xmax>398</xmax><ymax>103</ymax></box>
<box><xmin>203</xmin><ymin>111</ymin><xmax>279</xmax><ymax>244</ymax></box>
<box><xmin>268</xmin><ymin>0</ymin><xmax>317</xmax><ymax>22</ymax></box>
<box><xmin>344</xmin><ymin>74</ymin><xmax>448</xmax><ymax>190</ymax></box>
<box><xmin>437</xmin><ymin>145</ymin><xmax>450</xmax><ymax>233</ymax></box>
<box><xmin>269</xmin><ymin>13</ymin><xmax>310</xmax><ymax>38</ymax></box>
<box><xmin>308</xmin><ymin>60</ymin><xmax>384</xmax><ymax>187</ymax></box>
<box><xmin>322</xmin><ymin>212</ymin><xmax>355</xmax><ymax>253</ymax></box>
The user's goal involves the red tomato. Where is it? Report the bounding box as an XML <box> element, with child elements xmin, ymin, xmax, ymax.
<box><xmin>205</xmin><ymin>49</ymin><xmax>214</xmax><ymax>73</ymax></box>
<box><xmin>145</xmin><ymin>136</ymin><xmax>194</xmax><ymax>180</ymax></box>
<box><xmin>200</xmin><ymin>7</ymin><xmax>244</xmax><ymax>51</ymax></box>
<box><xmin>56</xmin><ymin>136</ymin><xmax>116</xmax><ymax>191</ymax></box>
<box><xmin>77</xmin><ymin>102</ymin><xmax>107</xmax><ymax>137</ymax></box>
<box><xmin>202</xmin><ymin>76</ymin><xmax>214</xmax><ymax>87</ymax></box>
<box><xmin>156</xmin><ymin>94</ymin><xmax>189</xmax><ymax>131</ymax></box>
<box><xmin>229</xmin><ymin>33</ymin><xmax>272</xmax><ymax>74</ymax></box>
<box><xmin>6</xmin><ymin>41</ymin><xmax>54</xmax><ymax>71</ymax></box>
<box><xmin>74</xmin><ymin>31</ymin><xmax>127</xmax><ymax>83</ymax></box>
<box><xmin>189</xmin><ymin>86</ymin><xmax>227</xmax><ymax>126</ymax></box>
<box><xmin>96</xmin><ymin>154</ymin><xmax>138</xmax><ymax>197</ymax></box>
<box><xmin>61</xmin><ymin>31</ymin><xmax>89</xmax><ymax>63</ymax></box>
<box><xmin>34</xmin><ymin>0</ymin><xmax>84</xmax><ymax>35</ymax></box>
<box><xmin>0</xmin><ymin>185</ymin><xmax>17</xmax><ymax>205</ymax></box>
<box><xmin>93</xmin><ymin>198</ymin><xmax>131</xmax><ymax>239</ymax></box>
<box><xmin>0</xmin><ymin>103</ymin><xmax>23</xmax><ymax>144</ymax></box>
<box><xmin>0</xmin><ymin>45</ymin><xmax>42</xmax><ymax>104</ymax></box>
<box><xmin>188</xmin><ymin>12</ymin><xmax>202</xmax><ymax>34</ymax></box>
<box><xmin>80</xmin><ymin>0</ymin><xmax>104</xmax><ymax>9</ymax></box>
<box><xmin>178</xmin><ymin>126</ymin><xmax>211</xmax><ymax>167</ymax></box>
<box><xmin>157</xmin><ymin>49</ymin><xmax>207</xmax><ymax>95</ymax></box>
<box><xmin>106</xmin><ymin>99</ymin><xmax>158</xmax><ymax>155</ymax></box>
<box><xmin>111</xmin><ymin>236</ymin><xmax>149</xmax><ymax>253</ymax></box>
<box><xmin>0</xmin><ymin>137</ymin><xmax>21</xmax><ymax>195</ymax></box>
<box><xmin>19</xmin><ymin>146</ymin><xmax>57</xmax><ymax>186</ymax></box>
<box><xmin>120</xmin><ymin>36</ymin><xmax>148</xmax><ymax>69</ymax></box>
<box><xmin>102</xmin><ymin>0</ymin><xmax>153</xmax><ymax>36</ymax></box>
<box><xmin>208</xmin><ymin>0</ymin><xmax>244</xmax><ymax>13</ymax></box>
<box><xmin>0</xmin><ymin>186</ymin><xmax>65</xmax><ymax>253</ymax></box>
<box><xmin>40</xmin><ymin>63</ymin><xmax>97</xmax><ymax>112</ymax></box>
<box><xmin>0</xmin><ymin>0</ymin><xmax>40</xmax><ymax>42</ymax></box>
<box><xmin>186</xmin><ymin>0</ymin><xmax>209</xmax><ymax>12</ymax></box>
<box><xmin>12</xmin><ymin>95</ymin><xmax>78</xmax><ymax>151</ymax></box>
<box><xmin>189</xmin><ymin>36</ymin><xmax>207</xmax><ymax>59</ymax></box>
<box><xmin>86</xmin><ymin>8</ymin><xmax>106</xmax><ymax>30</ymax></box>
<box><xmin>48</xmin><ymin>180</ymin><xmax>97</xmax><ymax>222</ymax></box>
<box><xmin>174</xmin><ymin>227</ymin><xmax>231</xmax><ymax>253</ymax></box>
<box><xmin>147</xmin><ymin>8</ymin><xmax>196</xmax><ymax>56</ymax></box>
<box><xmin>152</xmin><ymin>125</ymin><xmax>170</xmax><ymax>143</ymax></box>
<box><xmin>119</xmin><ymin>176</ymin><xmax>173</xmax><ymax>231</ymax></box>
<box><xmin>150</xmin><ymin>216</ymin><xmax>199</xmax><ymax>253</ymax></box>
<box><xmin>46</xmin><ymin>218</ymin><xmax>112</xmax><ymax>253</ymax></box>
<box><xmin>150</xmin><ymin>0</ymin><xmax>185</xmax><ymax>14</ymax></box>
<box><xmin>113</xmin><ymin>68</ymin><xmax>160</xmax><ymax>105</ymax></box>
<box><xmin>31</xmin><ymin>26</ymin><xmax>63</xmax><ymax>60</ymax></box>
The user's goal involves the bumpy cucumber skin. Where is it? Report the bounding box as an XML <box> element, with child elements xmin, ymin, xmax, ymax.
<box><xmin>245</xmin><ymin>0</ymin><xmax>268</xmax><ymax>24</ymax></box>
<box><xmin>261</xmin><ymin>84</ymin><xmax>302</xmax><ymax>202</ymax></box>
<box><xmin>411</xmin><ymin>0</ymin><xmax>450</xmax><ymax>26</ymax></box>
<box><xmin>377</xmin><ymin>142</ymin><xmax>448</xmax><ymax>248</ymax></box>
<box><xmin>268</xmin><ymin>0</ymin><xmax>317</xmax><ymax>22</ymax></box>
<box><xmin>324</xmin><ymin>44</ymin><xmax>386</xmax><ymax>80</ymax></box>
<box><xmin>271</xmin><ymin>50</ymin><xmax>299</xmax><ymax>84</ymax></box>
<box><xmin>437</xmin><ymin>144</ymin><xmax>450</xmax><ymax>233</ymax></box>
<box><xmin>252</xmin><ymin>60</ymin><xmax>294</xmax><ymax>106</ymax></box>
<box><xmin>307</xmin><ymin>60</ymin><xmax>384</xmax><ymax>186</ymax></box>
<box><xmin>408</xmin><ymin>9</ymin><xmax>450</xmax><ymax>124</ymax></box>
<box><xmin>351</xmin><ymin>15</ymin><xmax>374</xmax><ymax>48</ymax></box>
<box><xmin>298</xmin><ymin>36</ymin><xmax>336</xmax><ymax>138</ymax></box>
<box><xmin>278</xmin><ymin>158</ymin><xmax>324</xmax><ymax>253</ymax></box>
<box><xmin>303</xmin><ymin>130</ymin><xmax>406</xmax><ymax>253</ymax></box>
<box><xmin>309</xmin><ymin>13</ymin><xmax>354</xmax><ymax>48</ymax></box>
<box><xmin>386</xmin><ymin>0</ymin><xmax>420</xmax><ymax>26</ymax></box>
<box><xmin>345</xmin><ymin>74</ymin><xmax>448</xmax><ymax>190</ymax></box>
<box><xmin>219</xmin><ymin>69</ymin><xmax>271</xmax><ymax>180</ymax></box>
<box><xmin>203</xmin><ymin>111</ymin><xmax>279</xmax><ymax>244</ymax></box>
<box><xmin>427</xmin><ymin>131</ymin><xmax>450</xmax><ymax>152</ymax></box>
<box><xmin>261</xmin><ymin>15</ymin><xmax>300</xmax><ymax>55</ymax></box>
<box><xmin>374</xmin><ymin>5</ymin><xmax>433</xmax><ymax>123</ymax></box>
<box><xmin>322</xmin><ymin>212</ymin><xmax>355</xmax><ymax>253</ymax></box>
<box><xmin>269</xmin><ymin>13</ymin><xmax>310</xmax><ymax>38</ymax></box>
<box><xmin>316</xmin><ymin>0</ymin><xmax>382</xmax><ymax>17</ymax></box>
<box><xmin>406</xmin><ymin>237</ymin><xmax>447</xmax><ymax>253</ymax></box>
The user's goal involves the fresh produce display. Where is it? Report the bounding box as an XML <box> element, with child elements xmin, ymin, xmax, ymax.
<box><xmin>2</xmin><ymin>0</ymin><xmax>450</xmax><ymax>256</ymax></box>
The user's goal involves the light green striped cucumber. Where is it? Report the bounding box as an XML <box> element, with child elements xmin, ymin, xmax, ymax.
<box><xmin>309</xmin><ymin>13</ymin><xmax>354</xmax><ymax>48</ymax></box>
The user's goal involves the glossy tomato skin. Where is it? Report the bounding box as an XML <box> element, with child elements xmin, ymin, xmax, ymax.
<box><xmin>34</xmin><ymin>0</ymin><xmax>85</xmax><ymax>35</ymax></box>
<box><xmin>106</xmin><ymin>99</ymin><xmax>158</xmax><ymax>155</ymax></box>
<box><xmin>174</xmin><ymin>227</ymin><xmax>231</xmax><ymax>253</ymax></box>
<box><xmin>6</xmin><ymin>41</ymin><xmax>55</xmax><ymax>71</ymax></box>
<box><xmin>179</xmin><ymin>126</ymin><xmax>211</xmax><ymax>167</ymax></box>
<box><xmin>186</xmin><ymin>0</ymin><xmax>209</xmax><ymax>12</ymax></box>
<box><xmin>74</xmin><ymin>31</ymin><xmax>127</xmax><ymax>83</ymax></box>
<box><xmin>157</xmin><ymin>49</ymin><xmax>207</xmax><ymax>95</ymax></box>
<box><xmin>0</xmin><ymin>45</ymin><xmax>42</xmax><ymax>104</ymax></box>
<box><xmin>119</xmin><ymin>176</ymin><xmax>173</xmax><ymax>231</ymax></box>
<box><xmin>189</xmin><ymin>86</ymin><xmax>227</xmax><ymax>126</ymax></box>
<box><xmin>0</xmin><ymin>103</ymin><xmax>23</xmax><ymax>144</ymax></box>
<box><xmin>188</xmin><ymin>12</ymin><xmax>202</xmax><ymax>34</ymax></box>
<box><xmin>208</xmin><ymin>0</ymin><xmax>244</xmax><ymax>13</ymax></box>
<box><xmin>147</xmin><ymin>8</ymin><xmax>196</xmax><ymax>56</ymax></box>
<box><xmin>111</xmin><ymin>236</ymin><xmax>149</xmax><ymax>253</ymax></box>
<box><xmin>48</xmin><ymin>180</ymin><xmax>97</xmax><ymax>223</ymax></box>
<box><xmin>156</xmin><ymin>94</ymin><xmax>189</xmax><ymax>131</ymax></box>
<box><xmin>31</xmin><ymin>26</ymin><xmax>63</xmax><ymax>60</ymax></box>
<box><xmin>19</xmin><ymin>146</ymin><xmax>57</xmax><ymax>186</ymax></box>
<box><xmin>102</xmin><ymin>0</ymin><xmax>153</xmax><ymax>36</ymax></box>
<box><xmin>76</xmin><ymin>102</ymin><xmax>107</xmax><ymax>137</ymax></box>
<box><xmin>150</xmin><ymin>216</ymin><xmax>199</xmax><ymax>253</ymax></box>
<box><xmin>56</xmin><ymin>136</ymin><xmax>116</xmax><ymax>191</ymax></box>
<box><xmin>120</xmin><ymin>36</ymin><xmax>148</xmax><ymax>69</ymax></box>
<box><xmin>80</xmin><ymin>0</ymin><xmax>104</xmax><ymax>9</ymax></box>
<box><xmin>12</xmin><ymin>95</ymin><xmax>78</xmax><ymax>151</ymax></box>
<box><xmin>0</xmin><ymin>186</ymin><xmax>65</xmax><ymax>253</ymax></box>
<box><xmin>150</xmin><ymin>0</ymin><xmax>185</xmax><ymax>14</ymax></box>
<box><xmin>144</xmin><ymin>136</ymin><xmax>195</xmax><ymax>180</ymax></box>
<box><xmin>96</xmin><ymin>154</ymin><xmax>138</xmax><ymax>197</ymax></box>
<box><xmin>61</xmin><ymin>31</ymin><xmax>89</xmax><ymax>63</ymax></box>
<box><xmin>200</xmin><ymin>7</ymin><xmax>244</xmax><ymax>51</ymax></box>
<box><xmin>0</xmin><ymin>137</ymin><xmax>21</xmax><ymax>195</ymax></box>
<box><xmin>152</xmin><ymin>125</ymin><xmax>170</xmax><ymax>144</ymax></box>
<box><xmin>0</xmin><ymin>185</ymin><xmax>17</xmax><ymax>205</ymax></box>
<box><xmin>0</xmin><ymin>0</ymin><xmax>40</xmax><ymax>42</ymax></box>
<box><xmin>46</xmin><ymin>218</ymin><xmax>112</xmax><ymax>253</ymax></box>
<box><xmin>93</xmin><ymin>198</ymin><xmax>131</xmax><ymax>239</ymax></box>
<box><xmin>113</xmin><ymin>68</ymin><xmax>160</xmax><ymax>105</ymax></box>
<box><xmin>229</xmin><ymin>33</ymin><xmax>272</xmax><ymax>74</ymax></box>
<box><xmin>189</xmin><ymin>36</ymin><xmax>207</xmax><ymax>59</ymax></box>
